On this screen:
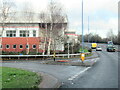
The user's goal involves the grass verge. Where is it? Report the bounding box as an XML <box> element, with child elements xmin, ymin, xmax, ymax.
<box><xmin>1</xmin><ymin>67</ymin><xmax>42</xmax><ymax>88</ymax></box>
<box><xmin>79</xmin><ymin>48</ymin><xmax>88</xmax><ymax>52</ymax></box>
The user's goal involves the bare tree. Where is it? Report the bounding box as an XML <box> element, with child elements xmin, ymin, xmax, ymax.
<box><xmin>47</xmin><ymin>0</ymin><xmax>67</xmax><ymax>55</ymax></box>
<box><xmin>0</xmin><ymin>0</ymin><xmax>16</xmax><ymax>36</ymax></box>
<box><xmin>21</xmin><ymin>1</ymin><xmax>35</xmax><ymax>55</ymax></box>
<box><xmin>0</xmin><ymin>0</ymin><xmax>16</xmax><ymax>54</ymax></box>
<box><xmin>107</xmin><ymin>29</ymin><xmax>114</xmax><ymax>41</ymax></box>
<box><xmin>39</xmin><ymin>12</ymin><xmax>48</xmax><ymax>55</ymax></box>
<box><xmin>21</xmin><ymin>1</ymin><xmax>34</xmax><ymax>22</ymax></box>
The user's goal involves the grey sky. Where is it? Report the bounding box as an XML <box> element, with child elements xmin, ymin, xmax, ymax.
<box><xmin>14</xmin><ymin>0</ymin><xmax>119</xmax><ymax>38</ymax></box>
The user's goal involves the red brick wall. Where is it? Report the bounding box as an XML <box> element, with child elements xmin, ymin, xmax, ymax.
<box><xmin>0</xmin><ymin>37</ymin><xmax>43</xmax><ymax>53</ymax></box>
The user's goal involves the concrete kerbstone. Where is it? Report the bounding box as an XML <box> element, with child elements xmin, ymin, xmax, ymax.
<box><xmin>38</xmin><ymin>72</ymin><xmax>61</xmax><ymax>88</ymax></box>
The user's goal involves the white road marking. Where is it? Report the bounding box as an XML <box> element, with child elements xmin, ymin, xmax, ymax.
<box><xmin>68</xmin><ymin>67</ymin><xmax>91</xmax><ymax>81</ymax></box>
<box><xmin>91</xmin><ymin>58</ymin><xmax>99</xmax><ymax>62</ymax></box>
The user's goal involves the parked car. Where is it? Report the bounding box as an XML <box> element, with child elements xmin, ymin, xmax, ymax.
<box><xmin>96</xmin><ymin>47</ymin><xmax>102</xmax><ymax>51</ymax></box>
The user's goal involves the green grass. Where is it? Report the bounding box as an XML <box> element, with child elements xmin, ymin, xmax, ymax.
<box><xmin>1</xmin><ymin>67</ymin><xmax>42</xmax><ymax>88</ymax></box>
<box><xmin>85</xmin><ymin>53</ymin><xmax>93</xmax><ymax>57</ymax></box>
<box><xmin>0</xmin><ymin>67</ymin><xmax>2</xmax><ymax>89</ymax></box>
<box><xmin>79</xmin><ymin>48</ymin><xmax>88</xmax><ymax>53</ymax></box>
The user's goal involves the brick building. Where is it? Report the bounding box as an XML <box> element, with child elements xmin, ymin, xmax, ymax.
<box><xmin>0</xmin><ymin>23</ymin><xmax>42</xmax><ymax>54</ymax></box>
<box><xmin>0</xmin><ymin>22</ymin><xmax>67</xmax><ymax>54</ymax></box>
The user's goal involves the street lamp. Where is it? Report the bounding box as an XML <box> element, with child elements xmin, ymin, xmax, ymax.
<box><xmin>67</xmin><ymin>41</ymin><xmax>70</xmax><ymax>58</ymax></box>
<box><xmin>81</xmin><ymin>0</ymin><xmax>84</xmax><ymax>53</ymax></box>
<box><xmin>88</xmin><ymin>16</ymin><xmax>89</xmax><ymax>43</ymax></box>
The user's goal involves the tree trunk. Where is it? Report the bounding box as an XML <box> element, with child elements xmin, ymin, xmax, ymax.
<box><xmin>47</xmin><ymin>38</ymin><xmax>51</xmax><ymax>55</ymax></box>
<box><xmin>47</xmin><ymin>23</ymin><xmax>52</xmax><ymax>55</ymax></box>
<box><xmin>42</xmin><ymin>23</ymin><xmax>47</xmax><ymax>55</ymax></box>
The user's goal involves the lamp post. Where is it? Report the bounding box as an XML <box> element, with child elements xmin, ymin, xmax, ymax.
<box><xmin>88</xmin><ymin>16</ymin><xmax>89</xmax><ymax>43</ymax></box>
<box><xmin>67</xmin><ymin>41</ymin><xmax>70</xmax><ymax>58</ymax></box>
<box><xmin>81</xmin><ymin>0</ymin><xmax>84</xmax><ymax>53</ymax></box>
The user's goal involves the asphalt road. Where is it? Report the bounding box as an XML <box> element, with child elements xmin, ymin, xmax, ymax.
<box><xmin>1</xmin><ymin>60</ymin><xmax>87</xmax><ymax>82</ymax></box>
<box><xmin>1</xmin><ymin>44</ymin><xmax>119</xmax><ymax>88</ymax></box>
<box><xmin>60</xmin><ymin>45</ymin><xmax>118</xmax><ymax>88</ymax></box>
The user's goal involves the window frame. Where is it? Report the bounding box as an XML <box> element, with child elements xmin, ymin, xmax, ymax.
<box><xmin>0</xmin><ymin>45</ymin><xmax>2</xmax><ymax>49</ymax></box>
<box><xmin>6</xmin><ymin>30</ymin><xmax>16</xmax><ymax>37</ymax></box>
<box><xmin>32</xmin><ymin>45</ymin><xmax>36</xmax><ymax>49</ymax></box>
<box><xmin>33</xmin><ymin>30</ymin><xmax>36</xmax><ymax>37</ymax></box>
<box><xmin>13</xmin><ymin>44</ymin><xmax>16</xmax><ymax>49</ymax></box>
<box><xmin>20</xmin><ymin>30</ymin><xmax>29</xmax><ymax>37</ymax></box>
<box><xmin>26</xmin><ymin>44</ymin><xmax>29</xmax><ymax>49</ymax></box>
<box><xmin>6</xmin><ymin>44</ymin><xmax>10</xmax><ymax>49</ymax></box>
<box><xmin>19</xmin><ymin>45</ymin><xmax>23</xmax><ymax>49</ymax></box>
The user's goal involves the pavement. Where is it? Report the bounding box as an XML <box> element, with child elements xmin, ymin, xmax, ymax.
<box><xmin>1</xmin><ymin>51</ymin><xmax>99</xmax><ymax>88</ymax></box>
<box><xmin>38</xmin><ymin>72</ymin><xmax>61</xmax><ymax>88</ymax></box>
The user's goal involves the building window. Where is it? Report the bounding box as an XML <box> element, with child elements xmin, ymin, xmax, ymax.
<box><xmin>13</xmin><ymin>45</ymin><xmax>16</xmax><ymax>49</ymax></box>
<box><xmin>32</xmin><ymin>45</ymin><xmax>36</xmax><ymax>49</ymax></box>
<box><xmin>20</xmin><ymin>30</ymin><xmax>29</xmax><ymax>37</ymax></box>
<box><xmin>6</xmin><ymin>30</ymin><xmax>16</xmax><ymax>37</ymax></box>
<box><xmin>20</xmin><ymin>45</ymin><xmax>23</xmax><ymax>49</ymax></box>
<box><xmin>6</xmin><ymin>45</ymin><xmax>10</xmax><ymax>49</ymax></box>
<box><xmin>33</xmin><ymin>30</ymin><xmax>36</xmax><ymax>37</ymax></box>
<box><xmin>26</xmin><ymin>45</ymin><xmax>29</xmax><ymax>49</ymax></box>
<box><xmin>0</xmin><ymin>45</ymin><xmax>2</xmax><ymax>48</ymax></box>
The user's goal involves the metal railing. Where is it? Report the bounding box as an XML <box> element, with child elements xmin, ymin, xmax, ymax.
<box><xmin>0</xmin><ymin>52</ymin><xmax>90</xmax><ymax>57</ymax></box>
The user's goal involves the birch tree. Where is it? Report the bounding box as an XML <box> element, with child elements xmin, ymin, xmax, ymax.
<box><xmin>21</xmin><ymin>1</ymin><xmax>35</xmax><ymax>54</ymax></box>
<box><xmin>39</xmin><ymin>12</ymin><xmax>48</xmax><ymax>55</ymax></box>
<box><xmin>0</xmin><ymin>0</ymin><xmax>16</xmax><ymax>54</ymax></box>
<box><xmin>47</xmin><ymin>0</ymin><xmax>67</xmax><ymax>55</ymax></box>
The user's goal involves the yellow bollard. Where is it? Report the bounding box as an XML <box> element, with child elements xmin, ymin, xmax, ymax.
<box><xmin>53</xmin><ymin>52</ymin><xmax>56</xmax><ymax>58</ymax></box>
<box><xmin>80</xmin><ymin>53</ymin><xmax>85</xmax><ymax>63</ymax></box>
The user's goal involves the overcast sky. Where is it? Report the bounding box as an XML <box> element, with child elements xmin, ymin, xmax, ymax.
<box><xmin>15</xmin><ymin>0</ymin><xmax>119</xmax><ymax>38</ymax></box>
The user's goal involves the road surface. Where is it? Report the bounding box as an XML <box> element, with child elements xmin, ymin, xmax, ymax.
<box><xmin>1</xmin><ymin>44</ymin><xmax>118</xmax><ymax>88</ymax></box>
<box><xmin>60</xmin><ymin>44</ymin><xmax>118</xmax><ymax>88</ymax></box>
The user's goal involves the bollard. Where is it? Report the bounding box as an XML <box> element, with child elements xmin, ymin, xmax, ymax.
<box><xmin>53</xmin><ymin>52</ymin><xmax>56</xmax><ymax>61</ymax></box>
<box><xmin>80</xmin><ymin>53</ymin><xmax>85</xmax><ymax>63</ymax></box>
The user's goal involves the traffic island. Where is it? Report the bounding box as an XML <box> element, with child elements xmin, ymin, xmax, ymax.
<box><xmin>43</xmin><ymin>52</ymin><xmax>99</xmax><ymax>67</ymax></box>
<box><xmin>43</xmin><ymin>58</ymin><xmax>99</xmax><ymax>67</ymax></box>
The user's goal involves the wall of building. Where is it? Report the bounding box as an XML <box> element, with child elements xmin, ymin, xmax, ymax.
<box><xmin>0</xmin><ymin>23</ymin><xmax>39</xmax><ymax>37</ymax></box>
<box><xmin>0</xmin><ymin>23</ymin><xmax>66</xmax><ymax>54</ymax></box>
<box><xmin>0</xmin><ymin>37</ymin><xmax>43</xmax><ymax>53</ymax></box>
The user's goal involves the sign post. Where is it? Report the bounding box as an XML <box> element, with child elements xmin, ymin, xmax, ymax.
<box><xmin>53</xmin><ymin>51</ymin><xmax>56</xmax><ymax>61</ymax></box>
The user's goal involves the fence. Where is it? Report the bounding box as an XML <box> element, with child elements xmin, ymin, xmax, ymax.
<box><xmin>0</xmin><ymin>52</ymin><xmax>90</xmax><ymax>58</ymax></box>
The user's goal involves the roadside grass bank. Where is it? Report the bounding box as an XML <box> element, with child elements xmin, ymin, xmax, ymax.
<box><xmin>79</xmin><ymin>48</ymin><xmax>89</xmax><ymax>53</ymax></box>
<box><xmin>1</xmin><ymin>67</ymin><xmax>42</xmax><ymax>88</ymax></box>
